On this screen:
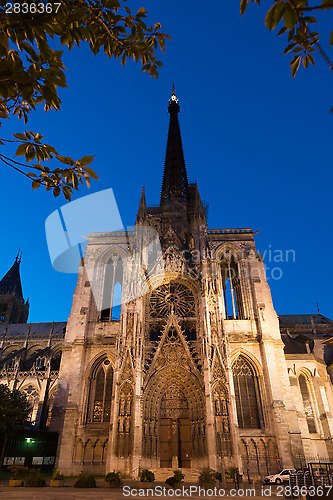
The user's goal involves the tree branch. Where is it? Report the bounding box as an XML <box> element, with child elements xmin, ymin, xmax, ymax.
<box><xmin>315</xmin><ymin>41</ymin><xmax>333</xmax><ymax>70</ymax></box>
<box><xmin>288</xmin><ymin>0</ymin><xmax>333</xmax><ymax>72</ymax></box>
<box><xmin>0</xmin><ymin>154</ymin><xmax>44</xmax><ymax>185</ymax></box>
<box><xmin>300</xmin><ymin>4</ymin><xmax>333</xmax><ymax>11</ymax></box>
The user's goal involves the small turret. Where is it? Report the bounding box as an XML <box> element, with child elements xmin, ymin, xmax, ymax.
<box><xmin>0</xmin><ymin>253</ymin><xmax>29</xmax><ymax>323</ymax></box>
<box><xmin>136</xmin><ymin>186</ymin><xmax>147</xmax><ymax>223</ymax></box>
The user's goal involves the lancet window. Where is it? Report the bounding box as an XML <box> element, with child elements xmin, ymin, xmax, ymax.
<box><xmin>100</xmin><ymin>257</ymin><xmax>123</xmax><ymax>321</ymax></box>
<box><xmin>298</xmin><ymin>374</ymin><xmax>317</xmax><ymax>434</ymax></box>
<box><xmin>0</xmin><ymin>302</ymin><xmax>7</xmax><ymax>321</ymax></box>
<box><xmin>232</xmin><ymin>357</ymin><xmax>264</xmax><ymax>429</ymax></box>
<box><xmin>87</xmin><ymin>359</ymin><xmax>113</xmax><ymax>423</ymax></box>
<box><xmin>220</xmin><ymin>254</ymin><xmax>244</xmax><ymax>319</ymax></box>
<box><xmin>21</xmin><ymin>384</ymin><xmax>40</xmax><ymax>425</ymax></box>
<box><xmin>45</xmin><ymin>389</ymin><xmax>56</xmax><ymax>429</ymax></box>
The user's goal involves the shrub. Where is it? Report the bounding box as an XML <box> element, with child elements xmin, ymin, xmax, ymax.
<box><xmin>214</xmin><ymin>471</ymin><xmax>222</xmax><ymax>481</ymax></box>
<box><xmin>140</xmin><ymin>469</ymin><xmax>155</xmax><ymax>483</ymax></box>
<box><xmin>8</xmin><ymin>465</ymin><xmax>28</xmax><ymax>479</ymax></box>
<box><xmin>52</xmin><ymin>470</ymin><xmax>65</xmax><ymax>480</ymax></box>
<box><xmin>165</xmin><ymin>470</ymin><xmax>185</xmax><ymax>487</ymax></box>
<box><xmin>25</xmin><ymin>469</ymin><xmax>46</xmax><ymax>487</ymax></box>
<box><xmin>173</xmin><ymin>470</ymin><xmax>185</xmax><ymax>482</ymax></box>
<box><xmin>165</xmin><ymin>476</ymin><xmax>178</xmax><ymax>487</ymax></box>
<box><xmin>198</xmin><ymin>468</ymin><xmax>216</xmax><ymax>485</ymax></box>
<box><xmin>105</xmin><ymin>471</ymin><xmax>123</xmax><ymax>487</ymax></box>
<box><xmin>74</xmin><ymin>470</ymin><xmax>96</xmax><ymax>488</ymax></box>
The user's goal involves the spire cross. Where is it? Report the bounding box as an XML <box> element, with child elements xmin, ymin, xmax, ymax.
<box><xmin>169</xmin><ymin>83</ymin><xmax>179</xmax><ymax>106</ymax></box>
<box><xmin>15</xmin><ymin>249</ymin><xmax>23</xmax><ymax>264</ymax></box>
<box><xmin>160</xmin><ymin>84</ymin><xmax>188</xmax><ymax>206</ymax></box>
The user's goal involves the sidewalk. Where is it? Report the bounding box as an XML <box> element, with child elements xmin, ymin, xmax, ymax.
<box><xmin>0</xmin><ymin>481</ymin><xmax>283</xmax><ymax>499</ymax></box>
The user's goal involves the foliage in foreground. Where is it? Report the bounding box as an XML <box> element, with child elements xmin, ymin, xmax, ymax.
<box><xmin>0</xmin><ymin>385</ymin><xmax>30</xmax><ymax>436</ymax></box>
<box><xmin>25</xmin><ymin>468</ymin><xmax>46</xmax><ymax>487</ymax></box>
<box><xmin>240</xmin><ymin>0</ymin><xmax>333</xmax><ymax>79</ymax></box>
<box><xmin>105</xmin><ymin>470</ymin><xmax>123</xmax><ymax>487</ymax></box>
<box><xmin>74</xmin><ymin>470</ymin><xmax>96</xmax><ymax>488</ymax></box>
<box><xmin>140</xmin><ymin>468</ymin><xmax>155</xmax><ymax>482</ymax></box>
<box><xmin>198</xmin><ymin>468</ymin><xmax>217</xmax><ymax>485</ymax></box>
<box><xmin>0</xmin><ymin>0</ymin><xmax>170</xmax><ymax>199</ymax></box>
<box><xmin>8</xmin><ymin>464</ymin><xmax>28</xmax><ymax>479</ymax></box>
<box><xmin>165</xmin><ymin>469</ymin><xmax>185</xmax><ymax>487</ymax></box>
<box><xmin>52</xmin><ymin>470</ymin><xmax>65</xmax><ymax>480</ymax></box>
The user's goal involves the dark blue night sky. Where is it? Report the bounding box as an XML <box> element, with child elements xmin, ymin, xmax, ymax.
<box><xmin>1</xmin><ymin>1</ymin><xmax>332</xmax><ymax>322</ymax></box>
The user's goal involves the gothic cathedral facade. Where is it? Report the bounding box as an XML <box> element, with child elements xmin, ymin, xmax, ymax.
<box><xmin>50</xmin><ymin>88</ymin><xmax>333</xmax><ymax>477</ymax></box>
<box><xmin>2</xmin><ymin>89</ymin><xmax>332</xmax><ymax>479</ymax></box>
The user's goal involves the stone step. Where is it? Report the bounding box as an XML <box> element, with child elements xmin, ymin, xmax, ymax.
<box><xmin>150</xmin><ymin>468</ymin><xmax>201</xmax><ymax>482</ymax></box>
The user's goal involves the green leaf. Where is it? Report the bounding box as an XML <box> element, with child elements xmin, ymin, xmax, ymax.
<box><xmin>137</xmin><ymin>7</ymin><xmax>147</xmax><ymax>17</ymax></box>
<box><xmin>287</xmin><ymin>28</ymin><xmax>295</xmax><ymax>42</ymax></box>
<box><xmin>277</xmin><ymin>26</ymin><xmax>288</xmax><ymax>36</ymax></box>
<box><xmin>330</xmin><ymin>30</ymin><xmax>333</xmax><ymax>46</ymax></box>
<box><xmin>57</xmin><ymin>156</ymin><xmax>76</xmax><ymax>166</ymax></box>
<box><xmin>12</xmin><ymin>133</ymin><xmax>28</xmax><ymax>141</ymax></box>
<box><xmin>240</xmin><ymin>0</ymin><xmax>249</xmax><ymax>15</ymax></box>
<box><xmin>303</xmin><ymin>55</ymin><xmax>309</xmax><ymax>68</ymax></box>
<box><xmin>62</xmin><ymin>186</ymin><xmax>72</xmax><ymax>201</ymax></box>
<box><xmin>25</xmin><ymin>145</ymin><xmax>35</xmax><ymax>162</ymax></box>
<box><xmin>294</xmin><ymin>0</ymin><xmax>307</xmax><ymax>6</ymax></box>
<box><xmin>31</xmin><ymin>180</ymin><xmax>41</xmax><ymax>190</ymax></box>
<box><xmin>284</xmin><ymin>42</ymin><xmax>297</xmax><ymax>54</ymax></box>
<box><xmin>308</xmin><ymin>54</ymin><xmax>315</xmax><ymax>65</ymax></box>
<box><xmin>0</xmin><ymin>32</ymin><xmax>9</xmax><ymax>52</ymax></box>
<box><xmin>82</xmin><ymin>166</ymin><xmax>99</xmax><ymax>180</ymax></box>
<box><xmin>15</xmin><ymin>144</ymin><xmax>27</xmax><ymax>157</ymax></box>
<box><xmin>265</xmin><ymin>2</ymin><xmax>286</xmax><ymax>31</ymax></box>
<box><xmin>284</xmin><ymin>7</ymin><xmax>297</xmax><ymax>29</ymax></box>
<box><xmin>77</xmin><ymin>155</ymin><xmax>95</xmax><ymax>166</ymax></box>
<box><xmin>291</xmin><ymin>56</ymin><xmax>301</xmax><ymax>77</ymax></box>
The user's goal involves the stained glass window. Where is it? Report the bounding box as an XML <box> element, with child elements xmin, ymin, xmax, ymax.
<box><xmin>87</xmin><ymin>361</ymin><xmax>113</xmax><ymax>423</ymax></box>
<box><xmin>232</xmin><ymin>357</ymin><xmax>262</xmax><ymax>429</ymax></box>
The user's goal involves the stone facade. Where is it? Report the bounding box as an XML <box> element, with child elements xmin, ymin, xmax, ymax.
<box><xmin>0</xmin><ymin>322</ymin><xmax>65</xmax><ymax>430</ymax></box>
<box><xmin>1</xmin><ymin>89</ymin><xmax>332</xmax><ymax>479</ymax></box>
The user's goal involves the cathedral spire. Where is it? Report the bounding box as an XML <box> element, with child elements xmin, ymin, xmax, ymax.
<box><xmin>160</xmin><ymin>85</ymin><xmax>189</xmax><ymax>206</ymax></box>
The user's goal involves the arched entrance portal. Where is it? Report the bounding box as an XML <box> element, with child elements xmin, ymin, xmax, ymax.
<box><xmin>143</xmin><ymin>366</ymin><xmax>206</xmax><ymax>469</ymax></box>
<box><xmin>159</xmin><ymin>387</ymin><xmax>191</xmax><ymax>468</ymax></box>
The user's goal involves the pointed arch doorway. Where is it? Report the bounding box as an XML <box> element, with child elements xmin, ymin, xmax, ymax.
<box><xmin>159</xmin><ymin>387</ymin><xmax>191</xmax><ymax>468</ymax></box>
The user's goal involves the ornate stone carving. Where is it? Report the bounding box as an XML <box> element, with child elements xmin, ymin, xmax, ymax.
<box><xmin>149</xmin><ymin>282</ymin><xmax>196</xmax><ymax>318</ymax></box>
<box><xmin>160</xmin><ymin>387</ymin><xmax>189</xmax><ymax>418</ymax></box>
<box><xmin>156</xmin><ymin>326</ymin><xmax>190</xmax><ymax>369</ymax></box>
